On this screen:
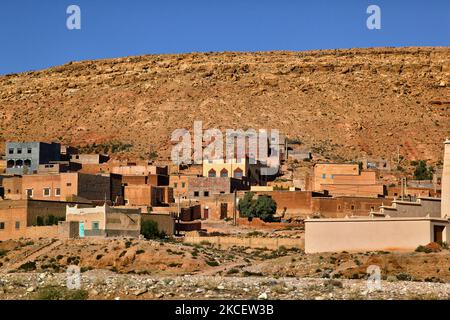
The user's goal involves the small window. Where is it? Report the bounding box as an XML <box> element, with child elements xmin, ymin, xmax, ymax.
<box><xmin>194</xmin><ymin>191</ymin><xmax>199</xmax><ymax>197</ymax></box>
<box><xmin>351</xmin><ymin>205</ymin><xmax>355</xmax><ymax>210</ymax></box>
<box><xmin>17</xmin><ymin>148</ymin><xmax>22</xmax><ymax>154</ymax></box>
<box><xmin>26</xmin><ymin>189</ymin><xmax>33</xmax><ymax>198</ymax></box>
<box><xmin>66</xmin><ymin>183</ymin><xmax>72</xmax><ymax>187</ymax></box>
<box><xmin>0</xmin><ymin>222</ymin><xmax>4</xmax><ymax>230</ymax></box>
<box><xmin>27</xmin><ymin>148</ymin><xmax>32</xmax><ymax>154</ymax></box>
<box><xmin>8</xmin><ymin>148</ymin><xmax>14</xmax><ymax>154</ymax></box>
<box><xmin>15</xmin><ymin>221</ymin><xmax>20</xmax><ymax>230</ymax></box>
<box><xmin>322</xmin><ymin>173</ymin><xmax>326</xmax><ymax>179</ymax></box>
<box><xmin>181</xmin><ymin>182</ymin><xmax>186</xmax><ymax>188</ymax></box>
<box><xmin>330</xmin><ymin>174</ymin><xmax>334</xmax><ymax>179</ymax></box>
<box><xmin>174</xmin><ymin>183</ymin><xmax>178</xmax><ymax>188</ymax></box>
<box><xmin>43</xmin><ymin>188</ymin><xmax>51</xmax><ymax>197</ymax></box>
<box><xmin>92</xmin><ymin>222</ymin><xmax>100</xmax><ymax>230</ymax></box>
<box><xmin>55</xmin><ymin>188</ymin><xmax>61</xmax><ymax>196</ymax></box>
<box><xmin>204</xmin><ymin>191</ymin><xmax>209</xmax><ymax>197</ymax></box>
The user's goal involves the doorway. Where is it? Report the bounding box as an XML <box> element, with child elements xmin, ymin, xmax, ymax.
<box><xmin>79</xmin><ymin>222</ymin><xmax>85</xmax><ymax>238</ymax></box>
<box><xmin>433</xmin><ymin>225</ymin><xmax>445</xmax><ymax>243</ymax></box>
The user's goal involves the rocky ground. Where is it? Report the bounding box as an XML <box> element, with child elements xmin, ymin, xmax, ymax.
<box><xmin>0</xmin><ymin>272</ymin><xmax>449</xmax><ymax>300</ymax></box>
<box><xmin>0</xmin><ymin>47</ymin><xmax>449</xmax><ymax>164</ymax></box>
<box><xmin>0</xmin><ymin>237</ymin><xmax>449</xmax><ymax>300</ymax></box>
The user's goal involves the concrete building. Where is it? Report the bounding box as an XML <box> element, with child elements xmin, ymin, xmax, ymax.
<box><xmin>66</xmin><ymin>204</ymin><xmax>141</xmax><ymax>238</ymax></box>
<box><xmin>305</xmin><ymin>140</ymin><xmax>450</xmax><ymax>253</ymax></box>
<box><xmin>6</xmin><ymin>142</ymin><xmax>61</xmax><ymax>175</ymax></box>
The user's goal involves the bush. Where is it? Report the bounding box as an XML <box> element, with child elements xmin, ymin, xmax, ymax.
<box><xmin>34</xmin><ymin>286</ymin><xmax>88</xmax><ymax>300</ymax></box>
<box><xmin>141</xmin><ymin>220</ymin><xmax>165</xmax><ymax>239</ymax></box>
<box><xmin>415</xmin><ymin>245</ymin><xmax>432</xmax><ymax>253</ymax></box>
<box><xmin>205</xmin><ymin>260</ymin><xmax>220</xmax><ymax>267</ymax></box>
<box><xmin>18</xmin><ymin>261</ymin><xmax>36</xmax><ymax>271</ymax></box>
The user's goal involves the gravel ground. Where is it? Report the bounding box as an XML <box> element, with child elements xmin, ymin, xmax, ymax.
<box><xmin>0</xmin><ymin>271</ymin><xmax>449</xmax><ymax>300</ymax></box>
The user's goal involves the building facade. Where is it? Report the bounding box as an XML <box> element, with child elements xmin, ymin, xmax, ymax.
<box><xmin>6</xmin><ymin>142</ymin><xmax>61</xmax><ymax>175</ymax></box>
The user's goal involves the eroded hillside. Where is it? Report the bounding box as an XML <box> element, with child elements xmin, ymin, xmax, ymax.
<box><xmin>0</xmin><ymin>47</ymin><xmax>449</xmax><ymax>163</ymax></box>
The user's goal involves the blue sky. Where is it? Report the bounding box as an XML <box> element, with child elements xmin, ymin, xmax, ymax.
<box><xmin>0</xmin><ymin>0</ymin><xmax>449</xmax><ymax>75</ymax></box>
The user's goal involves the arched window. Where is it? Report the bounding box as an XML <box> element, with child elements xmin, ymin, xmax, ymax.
<box><xmin>24</xmin><ymin>159</ymin><xmax>31</xmax><ymax>167</ymax></box>
<box><xmin>7</xmin><ymin>160</ymin><xmax>14</xmax><ymax>168</ymax></box>
<box><xmin>15</xmin><ymin>160</ymin><xmax>23</xmax><ymax>167</ymax></box>
<box><xmin>208</xmin><ymin>169</ymin><xmax>216</xmax><ymax>177</ymax></box>
<box><xmin>233</xmin><ymin>167</ymin><xmax>243</xmax><ymax>178</ymax></box>
<box><xmin>220</xmin><ymin>168</ymin><xmax>228</xmax><ymax>177</ymax></box>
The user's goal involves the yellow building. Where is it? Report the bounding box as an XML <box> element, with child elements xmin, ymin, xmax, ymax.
<box><xmin>202</xmin><ymin>158</ymin><xmax>248</xmax><ymax>179</ymax></box>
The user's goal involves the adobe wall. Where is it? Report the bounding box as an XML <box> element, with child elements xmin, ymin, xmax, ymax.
<box><xmin>305</xmin><ymin>218</ymin><xmax>449</xmax><ymax>253</ymax></box>
<box><xmin>183</xmin><ymin>236</ymin><xmax>305</xmax><ymax>250</ymax></box>
<box><xmin>142</xmin><ymin>214</ymin><xmax>175</xmax><ymax>236</ymax></box>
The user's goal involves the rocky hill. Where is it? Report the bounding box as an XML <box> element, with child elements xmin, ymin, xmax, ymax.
<box><xmin>0</xmin><ymin>47</ymin><xmax>449</xmax><ymax>163</ymax></box>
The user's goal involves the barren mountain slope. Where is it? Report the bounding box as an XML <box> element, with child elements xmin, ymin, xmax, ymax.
<box><xmin>0</xmin><ymin>47</ymin><xmax>449</xmax><ymax>162</ymax></box>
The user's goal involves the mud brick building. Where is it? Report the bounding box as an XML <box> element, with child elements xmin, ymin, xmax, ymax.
<box><xmin>313</xmin><ymin>163</ymin><xmax>385</xmax><ymax>197</ymax></box>
<box><xmin>0</xmin><ymin>199</ymin><xmax>93</xmax><ymax>240</ymax></box>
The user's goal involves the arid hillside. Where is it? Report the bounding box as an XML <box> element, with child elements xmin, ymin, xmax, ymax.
<box><xmin>0</xmin><ymin>47</ymin><xmax>449</xmax><ymax>163</ymax></box>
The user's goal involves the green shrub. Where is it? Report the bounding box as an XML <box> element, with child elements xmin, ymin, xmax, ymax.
<box><xmin>205</xmin><ymin>260</ymin><xmax>219</xmax><ymax>267</ymax></box>
<box><xmin>34</xmin><ymin>286</ymin><xmax>88</xmax><ymax>300</ymax></box>
<box><xmin>18</xmin><ymin>261</ymin><xmax>36</xmax><ymax>271</ymax></box>
<box><xmin>415</xmin><ymin>245</ymin><xmax>432</xmax><ymax>253</ymax></box>
<box><xmin>141</xmin><ymin>220</ymin><xmax>165</xmax><ymax>239</ymax></box>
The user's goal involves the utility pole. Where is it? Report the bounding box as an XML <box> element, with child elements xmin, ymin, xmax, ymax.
<box><xmin>233</xmin><ymin>190</ymin><xmax>237</xmax><ymax>226</ymax></box>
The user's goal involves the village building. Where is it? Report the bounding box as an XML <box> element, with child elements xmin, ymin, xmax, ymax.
<box><xmin>18</xmin><ymin>172</ymin><xmax>122</xmax><ymax>203</ymax></box>
<box><xmin>305</xmin><ymin>139</ymin><xmax>450</xmax><ymax>253</ymax></box>
<box><xmin>0</xmin><ymin>199</ymin><xmax>92</xmax><ymax>240</ymax></box>
<box><xmin>313</xmin><ymin>163</ymin><xmax>384</xmax><ymax>197</ymax></box>
<box><xmin>6</xmin><ymin>142</ymin><xmax>61</xmax><ymax>175</ymax></box>
<box><xmin>65</xmin><ymin>204</ymin><xmax>141</xmax><ymax>238</ymax></box>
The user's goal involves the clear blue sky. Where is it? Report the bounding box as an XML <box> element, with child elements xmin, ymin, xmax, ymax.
<box><xmin>0</xmin><ymin>0</ymin><xmax>449</xmax><ymax>75</ymax></box>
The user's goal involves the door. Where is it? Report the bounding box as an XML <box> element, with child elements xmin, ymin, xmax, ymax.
<box><xmin>79</xmin><ymin>222</ymin><xmax>85</xmax><ymax>238</ymax></box>
<box><xmin>433</xmin><ymin>225</ymin><xmax>444</xmax><ymax>243</ymax></box>
<box><xmin>203</xmin><ymin>208</ymin><xmax>209</xmax><ymax>219</ymax></box>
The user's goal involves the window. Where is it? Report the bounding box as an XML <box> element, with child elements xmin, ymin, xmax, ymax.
<box><xmin>92</xmin><ymin>221</ymin><xmax>100</xmax><ymax>230</ymax></box>
<box><xmin>55</xmin><ymin>188</ymin><xmax>61</xmax><ymax>196</ymax></box>
<box><xmin>181</xmin><ymin>182</ymin><xmax>186</xmax><ymax>188</ymax></box>
<box><xmin>220</xmin><ymin>169</ymin><xmax>228</xmax><ymax>177</ymax></box>
<box><xmin>208</xmin><ymin>169</ymin><xmax>216</xmax><ymax>178</ymax></box>
<box><xmin>330</xmin><ymin>174</ymin><xmax>334</xmax><ymax>179</ymax></box>
<box><xmin>322</xmin><ymin>173</ymin><xmax>326</xmax><ymax>179</ymax></box>
<box><xmin>194</xmin><ymin>191</ymin><xmax>199</xmax><ymax>197</ymax></box>
<box><xmin>26</xmin><ymin>189</ymin><xmax>33</xmax><ymax>198</ymax></box>
<box><xmin>27</xmin><ymin>148</ymin><xmax>32</xmax><ymax>154</ymax></box>
<box><xmin>66</xmin><ymin>183</ymin><xmax>72</xmax><ymax>187</ymax></box>
<box><xmin>233</xmin><ymin>168</ymin><xmax>243</xmax><ymax>179</ymax></box>
<box><xmin>43</xmin><ymin>188</ymin><xmax>51</xmax><ymax>197</ymax></box>
<box><xmin>15</xmin><ymin>221</ymin><xmax>20</xmax><ymax>230</ymax></box>
<box><xmin>17</xmin><ymin>148</ymin><xmax>22</xmax><ymax>154</ymax></box>
<box><xmin>0</xmin><ymin>222</ymin><xmax>4</xmax><ymax>230</ymax></box>
<box><xmin>8</xmin><ymin>148</ymin><xmax>14</xmax><ymax>154</ymax></box>
<box><xmin>204</xmin><ymin>191</ymin><xmax>209</xmax><ymax>197</ymax></box>
<box><xmin>174</xmin><ymin>183</ymin><xmax>178</xmax><ymax>188</ymax></box>
<box><xmin>351</xmin><ymin>205</ymin><xmax>355</xmax><ymax>210</ymax></box>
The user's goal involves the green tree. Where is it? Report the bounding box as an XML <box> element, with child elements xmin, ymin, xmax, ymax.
<box><xmin>238</xmin><ymin>192</ymin><xmax>256</xmax><ymax>218</ymax></box>
<box><xmin>253</xmin><ymin>195</ymin><xmax>277</xmax><ymax>222</ymax></box>
<box><xmin>413</xmin><ymin>160</ymin><xmax>433</xmax><ymax>180</ymax></box>
<box><xmin>238</xmin><ymin>192</ymin><xmax>277</xmax><ymax>222</ymax></box>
